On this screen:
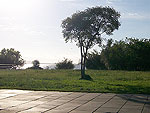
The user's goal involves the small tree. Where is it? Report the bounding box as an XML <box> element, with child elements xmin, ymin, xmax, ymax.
<box><xmin>0</xmin><ymin>48</ymin><xmax>24</xmax><ymax>69</ymax></box>
<box><xmin>27</xmin><ymin>60</ymin><xmax>43</xmax><ymax>69</ymax></box>
<box><xmin>55</xmin><ymin>58</ymin><xmax>74</xmax><ymax>69</ymax></box>
<box><xmin>32</xmin><ymin>60</ymin><xmax>40</xmax><ymax>68</ymax></box>
<box><xmin>61</xmin><ymin>6</ymin><xmax>120</xmax><ymax>79</ymax></box>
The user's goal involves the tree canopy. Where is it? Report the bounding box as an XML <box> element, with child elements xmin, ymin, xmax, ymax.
<box><xmin>62</xmin><ymin>6</ymin><xmax>121</xmax><ymax>79</ymax></box>
<box><xmin>27</xmin><ymin>60</ymin><xmax>43</xmax><ymax>69</ymax></box>
<box><xmin>88</xmin><ymin>38</ymin><xmax>150</xmax><ymax>71</ymax></box>
<box><xmin>55</xmin><ymin>58</ymin><xmax>74</xmax><ymax>69</ymax></box>
<box><xmin>0</xmin><ymin>48</ymin><xmax>24</xmax><ymax>69</ymax></box>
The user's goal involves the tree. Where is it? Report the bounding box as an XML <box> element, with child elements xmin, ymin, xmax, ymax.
<box><xmin>32</xmin><ymin>60</ymin><xmax>40</xmax><ymax>68</ymax></box>
<box><xmin>61</xmin><ymin>6</ymin><xmax>120</xmax><ymax>79</ymax></box>
<box><xmin>27</xmin><ymin>60</ymin><xmax>43</xmax><ymax>69</ymax></box>
<box><xmin>0</xmin><ymin>48</ymin><xmax>24</xmax><ymax>69</ymax></box>
<box><xmin>86</xmin><ymin>50</ymin><xmax>106</xmax><ymax>70</ymax></box>
<box><xmin>101</xmin><ymin>38</ymin><xmax>150</xmax><ymax>71</ymax></box>
<box><xmin>55</xmin><ymin>58</ymin><xmax>74</xmax><ymax>69</ymax></box>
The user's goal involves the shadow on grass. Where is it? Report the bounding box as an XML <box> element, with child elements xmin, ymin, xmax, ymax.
<box><xmin>79</xmin><ymin>74</ymin><xmax>93</xmax><ymax>81</ymax></box>
<box><xmin>106</xmin><ymin>83</ymin><xmax>150</xmax><ymax>94</ymax></box>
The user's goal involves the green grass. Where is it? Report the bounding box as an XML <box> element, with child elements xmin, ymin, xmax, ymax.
<box><xmin>0</xmin><ymin>69</ymin><xmax>150</xmax><ymax>94</ymax></box>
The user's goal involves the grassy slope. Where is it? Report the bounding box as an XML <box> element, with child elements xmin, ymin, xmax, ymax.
<box><xmin>0</xmin><ymin>70</ymin><xmax>150</xmax><ymax>94</ymax></box>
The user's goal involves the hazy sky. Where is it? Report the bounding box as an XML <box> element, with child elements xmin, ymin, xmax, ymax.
<box><xmin>0</xmin><ymin>0</ymin><xmax>150</xmax><ymax>63</ymax></box>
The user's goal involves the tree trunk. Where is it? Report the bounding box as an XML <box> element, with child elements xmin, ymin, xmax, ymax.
<box><xmin>80</xmin><ymin>46</ymin><xmax>85</xmax><ymax>79</ymax></box>
<box><xmin>83</xmin><ymin>56</ymin><xmax>86</xmax><ymax>77</ymax></box>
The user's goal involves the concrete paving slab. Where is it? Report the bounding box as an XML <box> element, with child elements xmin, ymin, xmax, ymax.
<box><xmin>143</xmin><ymin>106</ymin><xmax>150</xmax><ymax>113</ymax></box>
<box><xmin>118</xmin><ymin>108</ymin><xmax>142</xmax><ymax>113</ymax></box>
<box><xmin>0</xmin><ymin>89</ymin><xmax>149</xmax><ymax>113</ymax></box>
<box><xmin>94</xmin><ymin>107</ymin><xmax>119</xmax><ymax>113</ymax></box>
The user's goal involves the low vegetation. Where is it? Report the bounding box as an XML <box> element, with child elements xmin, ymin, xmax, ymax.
<box><xmin>86</xmin><ymin>38</ymin><xmax>150</xmax><ymax>71</ymax></box>
<box><xmin>55</xmin><ymin>58</ymin><xmax>74</xmax><ymax>69</ymax></box>
<box><xmin>0</xmin><ymin>70</ymin><xmax>149</xmax><ymax>94</ymax></box>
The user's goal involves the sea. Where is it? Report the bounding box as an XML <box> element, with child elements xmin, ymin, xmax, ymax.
<box><xmin>21</xmin><ymin>63</ymin><xmax>81</xmax><ymax>70</ymax></box>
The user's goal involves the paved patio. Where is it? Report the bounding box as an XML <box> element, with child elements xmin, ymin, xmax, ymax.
<box><xmin>0</xmin><ymin>89</ymin><xmax>149</xmax><ymax>113</ymax></box>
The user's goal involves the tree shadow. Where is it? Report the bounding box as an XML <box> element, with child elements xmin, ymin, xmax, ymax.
<box><xmin>79</xmin><ymin>74</ymin><xmax>93</xmax><ymax>81</ymax></box>
<box><xmin>115</xmin><ymin>85</ymin><xmax>150</xmax><ymax>105</ymax></box>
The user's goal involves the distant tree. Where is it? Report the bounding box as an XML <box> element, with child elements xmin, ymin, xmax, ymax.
<box><xmin>0</xmin><ymin>48</ymin><xmax>24</xmax><ymax>69</ymax></box>
<box><xmin>27</xmin><ymin>60</ymin><xmax>43</xmax><ymax>69</ymax></box>
<box><xmin>61</xmin><ymin>6</ymin><xmax>120</xmax><ymax>79</ymax></box>
<box><xmin>55</xmin><ymin>58</ymin><xmax>74</xmax><ymax>69</ymax></box>
<box><xmin>86</xmin><ymin>50</ymin><xmax>106</xmax><ymax>70</ymax></box>
<box><xmin>32</xmin><ymin>60</ymin><xmax>40</xmax><ymax>67</ymax></box>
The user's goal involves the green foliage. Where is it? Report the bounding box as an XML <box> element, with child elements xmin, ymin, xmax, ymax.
<box><xmin>101</xmin><ymin>38</ymin><xmax>150</xmax><ymax>71</ymax></box>
<box><xmin>61</xmin><ymin>6</ymin><xmax>121</xmax><ymax>78</ymax></box>
<box><xmin>27</xmin><ymin>60</ymin><xmax>43</xmax><ymax>69</ymax></box>
<box><xmin>32</xmin><ymin>60</ymin><xmax>40</xmax><ymax>67</ymax></box>
<box><xmin>0</xmin><ymin>48</ymin><xmax>24</xmax><ymax>69</ymax></box>
<box><xmin>86</xmin><ymin>50</ymin><xmax>106</xmax><ymax>70</ymax></box>
<box><xmin>0</xmin><ymin>70</ymin><xmax>150</xmax><ymax>94</ymax></box>
<box><xmin>55</xmin><ymin>58</ymin><xmax>74</xmax><ymax>69</ymax></box>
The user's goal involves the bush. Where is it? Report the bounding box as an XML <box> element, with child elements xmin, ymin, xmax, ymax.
<box><xmin>86</xmin><ymin>50</ymin><xmax>106</xmax><ymax>70</ymax></box>
<box><xmin>27</xmin><ymin>60</ymin><xmax>43</xmax><ymax>69</ymax></box>
<box><xmin>55</xmin><ymin>58</ymin><xmax>74</xmax><ymax>69</ymax></box>
<box><xmin>101</xmin><ymin>38</ymin><xmax>150</xmax><ymax>71</ymax></box>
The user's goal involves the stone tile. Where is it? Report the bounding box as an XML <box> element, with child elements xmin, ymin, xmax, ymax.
<box><xmin>0</xmin><ymin>90</ymin><xmax>150</xmax><ymax>113</ymax></box>
<box><xmin>98</xmin><ymin>93</ymin><xmax>116</xmax><ymax>98</ymax></box>
<box><xmin>74</xmin><ymin>101</ymin><xmax>103</xmax><ymax>112</ymax></box>
<box><xmin>36</xmin><ymin>97</ymin><xmax>55</xmax><ymax>102</ymax></box>
<box><xmin>45</xmin><ymin>110</ymin><xmax>69</xmax><ymax>113</ymax></box>
<box><xmin>74</xmin><ymin>93</ymin><xmax>100</xmax><ymax>101</ymax></box>
<box><xmin>52</xmin><ymin>103</ymin><xmax>79</xmax><ymax>111</ymax></box>
<box><xmin>92</xmin><ymin>98</ymin><xmax>110</xmax><ymax>102</ymax></box>
<box><xmin>43</xmin><ymin>99</ymin><xmax>68</xmax><ymax>106</ymax></box>
<box><xmin>58</xmin><ymin>96</ymin><xmax>75</xmax><ymax>100</ymax></box>
<box><xmin>21</xmin><ymin>107</ymin><xmax>49</xmax><ymax>112</ymax></box>
<box><xmin>0</xmin><ymin>109</ymin><xmax>17</xmax><ymax>113</ymax></box>
<box><xmin>125</xmin><ymin>101</ymin><xmax>145</xmax><ymax>106</ymax></box>
<box><xmin>94</xmin><ymin>107</ymin><xmax>119</xmax><ymax>113</ymax></box>
<box><xmin>20</xmin><ymin>111</ymin><xmax>41</xmax><ymax>113</ymax></box>
<box><xmin>143</xmin><ymin>106</ymin><xmax>150</xmax><ymax>113</ymax></box>
<box><xmin>116</xmin><ymin>94</ymin><xmax>133</xmax><ymax>99</ymax></box>
<box><xmin>122</xmin><ymin>104</ymin><xmax>143</xmax><ymax>110</ymax></box>
<box><xmin>64</xmin><ymin>92</ymin><xmax>85</xmax><ymax>98</ymax></box>
<box><xmin>36</xmin><ymin>104</ymin><xmax>56</xmax><ymax>109</ymax></box>
<box><xmin>70</xmin><ymin>110</ymin><xmax>92</xmax><ymax>113</ymax></box>
<box><xmin>69</xmin><ymin>99</ymin><xmax>88</xmax><ymax>105</ymax></box>
<box><xmin>109</xmin><ymin>99</ymin><xmax>126</xmax><ymax>103</ymax></box>
<box><xmin>102</xmin><ymin>102</ymin><xmax>124</xmax><ymax>108</ymax></box>
<box><xmin>0</xmin><ymin>100</ymin><xmax>28</xmax><ymax>107</ymax></box>
<box><xmin>118</xmin><ymin>108</ymin><xmax>142</xmax><ymax>113</ymax></box>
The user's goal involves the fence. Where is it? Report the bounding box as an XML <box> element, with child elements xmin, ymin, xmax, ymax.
<box><xmin>0</xmin><ymin>64</ymin><xmax>17</xmax><ymax>69</ymax></box>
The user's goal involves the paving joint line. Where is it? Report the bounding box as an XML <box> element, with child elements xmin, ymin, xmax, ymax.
<box><xmin>43</xmin><ymin>93</ymin><xmax>87</xmax><ymax>113</ymax></box>
<box><xmin>17</xmin><ymin>92</ymin><xmax>74</xmax><ymax>113</ymax></box>
<box><xmin>92</xmin><ymin>94</ymin><xmax>117</xmax><ymax>113</ymax></box>
<box><xmin>116</xmin><ymin>94</ymin><xmax>134</xmax><ymax>113</ymax></box>
<box><xmin>68</xmin><ymin>93</ymin><xmax>103</xmax><ymax>113</ymax></box>
<box><xmin>141</xmin><ymin>95</ymin><xmax>149</xmax><ymax>113</ymax></box>
<box><xmin>9</xmin><ymin>94</ymin><xmax>56</xmax><ymax>113</ymax></box>
<box><xmin>1</xmin><ymin>92</ymin><xmax>72</xmax><ymax>113</ymax></box>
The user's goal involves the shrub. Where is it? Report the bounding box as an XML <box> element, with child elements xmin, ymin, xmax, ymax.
<box><xmin>55</xmin><ymin>58</ymin><xmax>74</xmax><ymax>69</ymax></box>
<box><xmin>27</xmin><ymin>60</ymin><xmax>43</xmax><ymax>69</ymax></box>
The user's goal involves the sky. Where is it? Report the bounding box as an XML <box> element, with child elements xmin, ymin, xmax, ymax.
<box><xmin>0</xmin><ymin>0</ymin><xmax>150</xmax><ymax>64</ymax></box>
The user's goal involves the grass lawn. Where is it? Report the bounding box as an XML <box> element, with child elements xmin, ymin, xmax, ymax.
<box><xmin>0</xmin><ymin>69</ymin><xmax>150</xmax><ymax>94</ymax></box>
